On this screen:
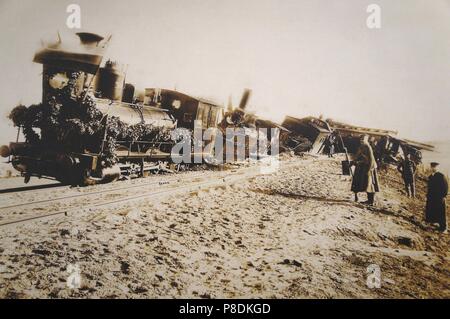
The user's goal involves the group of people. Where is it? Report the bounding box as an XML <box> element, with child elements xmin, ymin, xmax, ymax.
<box><xmin>348</xmin><ymin>134</ymin><xmax>448</xmax><ymax>233</ymax></box>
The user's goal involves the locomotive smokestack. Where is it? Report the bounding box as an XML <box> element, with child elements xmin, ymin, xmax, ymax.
<box><xmin>33</xmin><ymin>31</ymin><xmax>109</xmax><ymax>104</ymax></box>
<box><xmin>238</xmin><ymin>89</ymin><xmax>251</xmax><ymax>110</ymax></box>
<box><xmin>33</xmin><ymin>32</ymin><xmax>107</xmax><ymax>74</ymax></box>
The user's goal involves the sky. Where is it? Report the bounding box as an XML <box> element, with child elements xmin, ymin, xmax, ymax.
<box><xmin>0</xmin><ymin>0</ymin><xmax>449</xmax><ymax>145</ymax></box>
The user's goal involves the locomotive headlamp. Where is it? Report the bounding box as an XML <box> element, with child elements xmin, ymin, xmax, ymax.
<box><xmin>48</xmin><ymin>73</ymin><xmax>69</xmax><ymax>89</ymax></box>
<box><xmin>172</xmin><ymin>100</ymin><xmax>181</xmax><ymax>109</ymax></box>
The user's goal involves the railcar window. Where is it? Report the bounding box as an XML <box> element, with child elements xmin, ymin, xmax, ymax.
<box><xmin>202</xmin><ymin>105</ymin><xmax>210</xmax><ymax>128</ymax></box>
<box><xmin>209</xmin><ymin>107</ymin><xmax>218</xmax><ymax>127</ymax></box>
<box><xmin>197</xmin><ymin>103</ymin><xmax>210</xmax><ymax>128</ymax></box>
<box><xmin>183</xmin><ymin>113</ymin><xmax>193</xmax><ymax>123</ymax></box>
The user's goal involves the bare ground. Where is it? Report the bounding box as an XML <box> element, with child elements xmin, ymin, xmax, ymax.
<box><xmin>0</xmin><ymin>156</ymin><xmax>449</xmax><ymax>298</ymax></box>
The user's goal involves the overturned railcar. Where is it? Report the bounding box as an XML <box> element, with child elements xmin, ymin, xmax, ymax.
<box><xmin>281</xmin><ymin>116</ymin><xmax>331</xmax><ymax>154</ymax></box>
<box><xmin>327</xmin><ymin>119</ymin><xmax>433</xmax><ymax>164</ymax></box>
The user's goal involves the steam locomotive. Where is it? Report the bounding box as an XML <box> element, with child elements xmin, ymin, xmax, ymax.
<box><xmin>0</xmin><ymin>32</ymin><xmax>226</xmax><ymax>185</ymax></box>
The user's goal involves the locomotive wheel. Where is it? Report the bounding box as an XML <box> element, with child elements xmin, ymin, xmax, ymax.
<box><xmin>78</xmin><ymin>165</ymin><xmax>122</xmax><ymax>186</ymax></box>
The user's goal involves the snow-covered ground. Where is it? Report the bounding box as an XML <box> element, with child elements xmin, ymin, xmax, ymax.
<box><xmin>0</xmin><ymin>156</ymin><xmax>448</xmax><ymax>298</ymax></box>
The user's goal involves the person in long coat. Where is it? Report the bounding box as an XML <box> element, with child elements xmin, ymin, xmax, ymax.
<box><xmin>351</xmin><ymin>135</ymin><xmax>380</xmax><ymax>205</ymax></box>
<box><xmin>425</xmin><ymin>162</ymin><xmax>448</xmax><ymax>232</ymax></box>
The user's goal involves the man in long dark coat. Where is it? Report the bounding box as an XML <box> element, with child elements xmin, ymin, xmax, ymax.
<box><xmin>425</xmin><ymin>162</ymin><xmax>448</xmax><ymax>232</ymax></box>
<box><xmin>351</xmin><ymin>135</ymin><xmax>380</xmax><ymax>205</ymax></box>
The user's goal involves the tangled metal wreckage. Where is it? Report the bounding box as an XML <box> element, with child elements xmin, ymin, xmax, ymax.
<box><xmin>0</xmin><ymin>31</ymin><xmax>434</xmax><ymax>185</ymax></box>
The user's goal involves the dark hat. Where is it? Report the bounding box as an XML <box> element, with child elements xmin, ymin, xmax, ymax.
<box><xmin>430</xmin><ymin>162</ymin><xmax>440</xmax><ymax>167</ymax></box>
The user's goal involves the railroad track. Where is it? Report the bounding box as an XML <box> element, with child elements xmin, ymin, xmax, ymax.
<box><xmin>0</xmin><ymin>181</ymin><xmax>66</xmax><ymax>195</ymax></box>
<box><xmin>0</xmin><ymin>170</ymin><xmax>203</xmax><ymax>197</ymax></box>
<box><xmin>0</xmin><ymin>170</ymin><xmax>209</xmax><ymax>211</ymax></box>
<box><xmin>0</xmin><ymin>159</ymin><xmax>304</xmax><ymax>228</ymax></box>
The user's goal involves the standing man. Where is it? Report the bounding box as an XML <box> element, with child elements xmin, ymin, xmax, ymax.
<box><xmin>397</xmin><ymin>152</ymin><xmax>417</xmax><ymax>198</ymax></box>
<box><xmin>327</xmin><ymin>133</ymin><xmax>336</xmax><ymax>158</ymax></box>
<box><xmin>321</xmin><ymin>133</ymin><xmax>336</xmax><ymax>157</ymax></box>
<box><xmin>351</xmin><ymin>135</ymin><xmax>380</xmax><ymax>205</ymax></box>
<box><xmin>425</xmin><ymin>162</ymin><xmax>448</xmax><ymax>232</ymax></box>
<box><xmin>374</xmin><ymin>136</ymin><xmax>388</xmax><ymax>166</ymax></box>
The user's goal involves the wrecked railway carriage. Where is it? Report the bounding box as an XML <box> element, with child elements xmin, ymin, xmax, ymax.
<box><xmin>281</xmin><ymin>116</ymin><xmax>330</xmax><ymax>154</ymax></box>
<box><xmin>327</xmin><ymin>119</ymin><xmax>433</xmax><ymax>164</ymax></box>
<box><xmin>279</xmin><ymin>116</ymin><xmax>433</xmax><ymax>165</ymax></box>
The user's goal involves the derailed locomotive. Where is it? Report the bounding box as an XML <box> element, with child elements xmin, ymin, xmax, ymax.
<box><xmin>0</xmin><ymin>32</ymin><xmax>226</xmax><ymax>185</ymax></box>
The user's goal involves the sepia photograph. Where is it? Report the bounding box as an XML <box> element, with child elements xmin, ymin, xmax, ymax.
<box><xmin>0</xmin><ymin>0</ymin><xmax>448</xmax><ymax>307</ymax></box>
